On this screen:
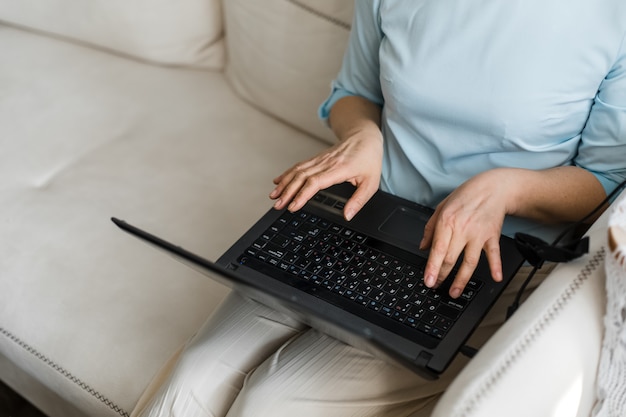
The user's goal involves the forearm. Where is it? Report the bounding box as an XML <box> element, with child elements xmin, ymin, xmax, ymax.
<box><xmin>496</xmin><ymin>166</ymin><xmax>607</xmax><ymax>224</ymax></box>
<box><xmin>328</xmin><ymin>96</ymin><xmax>383</xmax><ymax>142</ymax></box>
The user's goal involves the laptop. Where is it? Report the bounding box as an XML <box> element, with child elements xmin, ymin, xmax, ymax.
<box><xmin>112</xmin><ymin>182</ymin><xmax>525</xmax><ymax>379</ymax></box>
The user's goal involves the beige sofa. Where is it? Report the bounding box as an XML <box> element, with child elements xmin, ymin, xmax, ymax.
<box><xmin>0</xmin><ymin>1</ymin><xmax>615</xmax><ymax>416</ymax></box>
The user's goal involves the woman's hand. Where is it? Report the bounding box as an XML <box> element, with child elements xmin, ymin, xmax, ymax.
<box><xmin>270</xmin><ymin>95</ymin><xmax>384</xmax><ymax>221</ymax></box>
<box><xmin>420</xmin><ymin>165</ymin><xmax>606</xmax><ymax>299</ymax></box>
<box><xmin>270</xmin><ymin>130</ymin><xmax>383</xmax><ymax>221</ymax></box>
<box><xmin>420</xmin><ymin>169</ymin><xmax>517</xmax><ymax>298</ymax></box>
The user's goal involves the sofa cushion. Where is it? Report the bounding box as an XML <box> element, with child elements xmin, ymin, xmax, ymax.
<box><xmin>223</xmin><ymin>0</ymin><xmax>354</xmax><ymax>144</ymax></box>
<box><xmin>0</xmin><ymin>0</ymin><xmax>225</xmax><ymax>68</ymax></box>
<box><xmin>0</xmin><ymin>23</ymin><xmax>326</xmax><ymax>417</ymax></box>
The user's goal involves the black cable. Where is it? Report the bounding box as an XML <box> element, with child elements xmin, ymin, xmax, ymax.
<box><xmin>460</xmin><ymin>344</ymin><xmax>479</xmax><ymax>358</ymax></box>
<box><xmin>506</xmin><ymin>265</ymin><xmax>539</xmax><ymax>320</ymax></box>
<box><xmin>506</xmin><ymin>179</ymin><xmax>626</xmax><ymax>320</ymax></box>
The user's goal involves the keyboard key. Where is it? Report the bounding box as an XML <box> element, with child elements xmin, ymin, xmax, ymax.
<box><xmin>443</xmin><ymin>298</ymin><xmax>467</xmax><ymax>310</ymax></box>
<box><xmin>418</xmin><ymin>323</ymin><xmax>444</xmax><ymax>339</ymax></box>
<box><xmin>261</xmin><ymin>231</ymin><xmax>275</xmax><ymax>241</ymax></box>
<box><xmin>264</xmin><ymin>243</ymin><xmax>286</xmax><ymax>259</ymax></box>
<box><xmin>300</xmin><ymin>223</ymin><xmax>322</xmax><ymax>237</ymax></box>
<box><xmin>436</xmin><ymin>304</ymin><xmax>460</xmax><ymax>320</ymax></box>
<box><xmin>405</xmin><ymin>316</ymin><xmax>418</xmax><ymax>328</ymax></box>
<box><xmin>367</xmin><ymin>300</ymin><xmax>382</xmax><ymax>311</ymax></box>
<box><xmin>307</xmin><ymin>215</ymin><xmax>320</xmax><ymax>224</ymax></box>
<box><xmin>252</xmin><ymin>239</ymin><xmax>266</xmax><ymax>250</ymax></box>
<box><xmin>353</xmin><ymin>233</ymin><xmax>367</xmax><ymax>244</ymax></box>
<box><xmin>461</xmin><ymin>289</ymin><xmax>477</xmax><ymax>300</ymax></box>
<box><xmin>435</xmin><ymin>316</ymin><xmax>453</xmax><ymax>331</ymax></box>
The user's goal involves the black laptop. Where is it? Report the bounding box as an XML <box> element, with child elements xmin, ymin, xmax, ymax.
<box><xmin>112</xmin><ymin>182</ymin><xmax>524</xmax><ymax>379</ymax></box>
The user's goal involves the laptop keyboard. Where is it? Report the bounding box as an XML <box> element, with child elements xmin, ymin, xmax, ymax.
<box><xmin>238</xmin><ymin>210</ymin><xmax>482</xmax><ymax>340</ymax></box>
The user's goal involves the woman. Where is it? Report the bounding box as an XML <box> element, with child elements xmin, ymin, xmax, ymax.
<box><xmin>134</xmin><ymin>1</ymin><xmax>626</xmax><ymax>416</ymax></box>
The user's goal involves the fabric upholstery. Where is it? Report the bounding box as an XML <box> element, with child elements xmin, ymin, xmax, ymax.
<box><xmin>223</xmin><ymin>0</ymin><xmax>354</xmax><ymax>143</ymax></box>
<box><xmin>432</xmin><ymin>218</ymin><xmax>610</xmax><ymax>417</ymax></box>
<box><xmin>0</xmin><ymin>0</ymin><xmax>225</xmax><ymax>68</ymax></box>
<box><xmin>0</xmin><ymin>23</ymin><xmax>326</xmax><ymax>417</ymax></box>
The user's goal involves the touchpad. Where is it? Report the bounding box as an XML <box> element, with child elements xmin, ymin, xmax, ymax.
<box><xmin>379</xmin><ymin>206</ymin><xmax>430</xmax><ymax>248</ymax></box>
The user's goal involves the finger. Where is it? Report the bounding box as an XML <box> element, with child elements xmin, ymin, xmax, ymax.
<box><xmin>448</xmin><ymin>243</ymin><xmax>482</xmax><ymax>298</ymax></box>
<box><xmin>270</xmin><ymin>152</ymin><xmax>333</xmax><ymax>200</ymax></box>
<box><xmin>484</xmin><ymin>237</ymin><xmax>503</xmax><ymax>282</ymax></box>
<box><xmin>343</xmin><ymin>180</ymin><xmax>378</xmax><ymax>221</ymax></box>
<box><xmin>270</xmin><ymin>159</ymin><xmax>315</xmax><ymax>199</ymax></box>
<box><xmin>270</xmin><ymin>167</ymin><xmax>299</xmax><ymax>202</ymax></box>
<box><xmin>434</xmin><ymin>231</ymin><xmax>467</xmax><ymax>287</ymax></box>
<box><xmin>272</xmin><ymin>162</ymin><xmax>329</xmax><ymax>210</ymax></box>
<box><xmin>286</xmin><ymin>168</ymin><xmax>355</xmax><ymax>212</ymax></box>
<box><xmin>423</xmin><ymin>224</ymin><xmax>453</xmax><ymax>288</ymax></box>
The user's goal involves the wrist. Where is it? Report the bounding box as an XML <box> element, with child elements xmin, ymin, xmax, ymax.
<box><xmin>490</xmin><ymin>166</ymin><xmax>606</xmax><ymax>224</ymax></box>
<box><xmin>328</xmin><ymin>96</ymin><xmax>383</xmax><ymax>143</ymax></box>
<box><xmin>477</xmin><ymin>168</ymin><xmax>532</xmax><ymax>217</ymax></box>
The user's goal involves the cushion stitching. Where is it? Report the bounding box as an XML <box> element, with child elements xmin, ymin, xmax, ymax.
<box><xmin>454</xmin><ymin>247</ymin><xmax>606</xmax><ymax>417</ymax></box>
<box><xmin>0</xmin><ymin>327</ymin><xmax>130</xmax><ymax>417</ymax></box>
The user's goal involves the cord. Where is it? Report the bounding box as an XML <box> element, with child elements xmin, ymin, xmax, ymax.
<box><xmin>460</xmin><ymin>344</ymin><xmax>479</xmax><ymax>358</ymax></box>
<box><xmin>506</xmin><ymin>179</ymin><xmax>626</xmax><ymax>320</ymax></box>
<box><xmin>506</xmin><ymin>265</ymin><xmax>540</xmax><ymax>320</ymax></box>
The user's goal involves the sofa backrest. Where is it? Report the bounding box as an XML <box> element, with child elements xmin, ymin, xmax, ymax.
<box><xmin>223</xmin><ymin>0</ymin><xmax>354</xmax><ymax>144</ymax></box>
<box><xmin>0</xmin><ymin>0</ymin><xmax>353</xmax><ymax>143</ymax></box>
<box><xmin>0</xmin><ymin>0</ymin><xmax>225</xmax><ymax>69</ymax></box>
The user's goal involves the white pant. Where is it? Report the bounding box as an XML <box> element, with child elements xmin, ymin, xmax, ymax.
<box><xmin>133</xmin><ymin>265</ymin><xmax>550</xmax><ymax>417</ymax></box>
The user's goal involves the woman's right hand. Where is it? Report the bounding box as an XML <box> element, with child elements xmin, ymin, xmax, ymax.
<box><xmin>270</xmin><ymin>129</ymin><xmax>383</xmax><ymax>221</ymax></box>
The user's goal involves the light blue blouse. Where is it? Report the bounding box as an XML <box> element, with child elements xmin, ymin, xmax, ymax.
<box><xmin>320</xmin><ymin>0</ymin><xmax>626</xmax><ymax>241</ymax></box>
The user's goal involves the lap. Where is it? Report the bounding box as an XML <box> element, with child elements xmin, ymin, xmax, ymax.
<box><xmin>227</xmin><ymin>329</ymin><xmax>443</xmax><ymax>417</ymax></box>
<box><xmin>134</xmin><ymin>265</ymin><xmax>550</xmax><ymax>417</ymax></box>
<box><xmin>132</xmin><ymin>292</ymin><xmax>306</xmax><ymax>417</ymax></box>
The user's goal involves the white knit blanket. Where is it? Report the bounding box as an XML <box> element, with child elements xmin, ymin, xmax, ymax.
<box><xmin>593</xmin><ymin>193</ymin><xmax>626</xmax><ymax>417</ymax></box>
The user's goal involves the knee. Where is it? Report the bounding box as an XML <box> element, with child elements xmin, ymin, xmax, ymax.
<box><xmin>225</xmin><ymin>332</ymin><xmax>358</xmax><ymax>417</ymax></box>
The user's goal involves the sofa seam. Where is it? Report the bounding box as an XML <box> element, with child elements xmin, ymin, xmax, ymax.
<box><xmin>0</xmin><ymin>20</ymin><xmax>222</xmax><ymax>72</ymax></box>
<box><xmin>0</xmin><ymin>327</ymin><xmax>130</xmax><ymax>417</ymax></box>
<box><xmin>454</xmin><ymin>247</ymin><xmax>607</xmax><ymax>417</ymax></box>
<box><xmin>285</xmin><ymin>0</ymin><xmax>351</xmax><ymax>30</ymax></box>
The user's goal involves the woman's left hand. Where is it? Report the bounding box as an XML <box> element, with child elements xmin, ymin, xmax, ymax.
<box><xmin>420</xmin><ymin>169</ymin><xmax>516</xmax><ymax>298</ymax></box>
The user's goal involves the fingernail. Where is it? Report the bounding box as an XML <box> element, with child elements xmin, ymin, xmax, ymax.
<box><xmin>345</xmin><ymin>208</ymin><xmax>355</xmax><ymax>221</ymax></box>
<box><xmin>269</xmin><ymin>190</ymin><xmax>278</xmax><ymax>199</ymax></box>
<box><xmin>425</xmin><ymin>274</ymin><xmax>436</xmax><ymax>287</ymax></box>
<box><xmin>273</xmin><ymin>199</ymin><xmax>282</xmax><ymax>209</ymax></box>
<box><xmin>450</xmin><ymin>287</ymin><xmax>462</xmax><ymax>298</ymax></box>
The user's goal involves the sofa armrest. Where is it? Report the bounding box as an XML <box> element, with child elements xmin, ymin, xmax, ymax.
<box><xmin>432</xmin><ymin>219</ymin><xmax>609</xmax><ymax>417</ymax></box>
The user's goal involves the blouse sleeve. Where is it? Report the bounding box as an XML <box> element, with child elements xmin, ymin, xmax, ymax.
<box><xmin>318</xmin><ymin>0</ymin><xmax>384</xmax><ymax>122</ymax></box>
<box><xmin>575</xmin><ymin>32</ymin><xmax>626</xmax><ymax>196</ymax></box>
